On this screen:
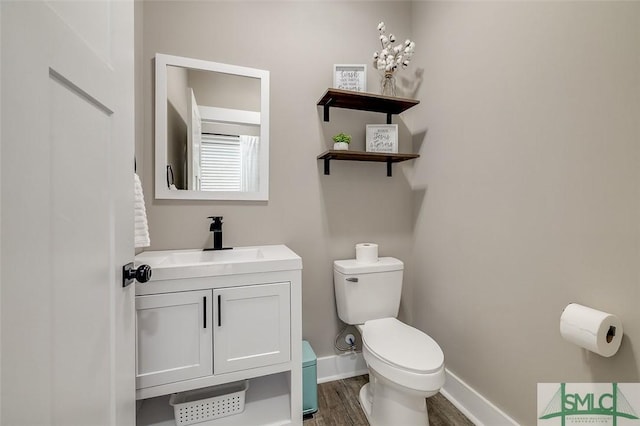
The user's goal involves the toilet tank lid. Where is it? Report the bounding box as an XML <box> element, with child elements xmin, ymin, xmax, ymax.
<box><xmin>334</xmin><ymin>257</ymin><xmax>403</xmax><ymax>274</ymax></box>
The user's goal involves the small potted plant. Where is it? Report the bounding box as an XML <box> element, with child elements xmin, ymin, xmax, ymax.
<box><xmin>332</xmin><ymin>132</ymin><xmax>352</xmax><ymax>151</ymax></box>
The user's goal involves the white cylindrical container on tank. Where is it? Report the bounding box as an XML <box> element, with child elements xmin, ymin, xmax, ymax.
<box><xmin>355</xmin><ymin>243</ymin><xmax>378</xmax><ymax>263</ymax></box>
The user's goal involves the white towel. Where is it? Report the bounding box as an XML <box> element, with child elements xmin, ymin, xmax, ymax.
<box><xmin>134</xmin><ymin>173</ymin><xmax>150</xmax><ymax>248</ymax></box>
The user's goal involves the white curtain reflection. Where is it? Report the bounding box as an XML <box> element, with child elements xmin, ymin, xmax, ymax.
<box><xmin>239</xmin><ymin>135</ymin><xmax>259</xmax><ymax>192</ymax></box>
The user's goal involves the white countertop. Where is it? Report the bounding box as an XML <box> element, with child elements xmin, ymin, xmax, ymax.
<box><xmin>135</xmin><ymin>245</ymin><xmax>302</xmax><ymax>281</ymax></box>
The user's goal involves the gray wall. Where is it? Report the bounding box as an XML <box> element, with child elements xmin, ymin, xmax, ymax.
<box><xmin>409</xmin><ymin>2</ymin><xmax>640</xmax><ymax>424</ymax></box>
<box><xmin>139</xmin><ymin>1</ymin><xmax>416</xmax><ymax>363</ymax></box>
<box><xmin>138</xmin><ymin>2</ymin><xmax>640</xmax><ymax>424</ymax></box>
<box><xmin>187</xmin><ymin>69</ymin><xmax>261</xmax><ymax>111</ymax></box>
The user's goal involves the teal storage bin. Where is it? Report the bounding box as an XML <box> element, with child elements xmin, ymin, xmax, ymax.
<box><xmin>302</xmin><ymin>340</ymin><xmax>318</xmax><ymax>416</ymax></box>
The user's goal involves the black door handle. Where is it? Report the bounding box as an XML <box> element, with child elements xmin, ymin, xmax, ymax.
<box><xmin>122</xmin><ymin>262</ymin><xmax>152</xmax><ymax>287</ymax></box>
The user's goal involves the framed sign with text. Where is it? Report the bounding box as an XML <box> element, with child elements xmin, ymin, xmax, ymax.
<box><xmin>333</xmin><ymin>64</ymin><xmax>367</xmax><ymax>92</ymax></box>
<box><xmin>366</xmin><ymin>124</ymin><xmax>398</xmax><ymax>153</ymax></box>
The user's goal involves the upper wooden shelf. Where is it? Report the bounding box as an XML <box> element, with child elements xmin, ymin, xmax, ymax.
<box><xmin>317</xmin><ymin>88</ymin><xmax>419</xmax><ymax>124</ymax></box>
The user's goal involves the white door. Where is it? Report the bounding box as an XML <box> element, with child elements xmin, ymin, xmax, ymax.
<box><xmin>214</xmin><ymin>282</ymin><xmax>291</xmax><ymax>374</ymax></box>
<box><xmin>135</xmin><ymin>290</ymin><xmax>213</xmax><ymax>389</ymax></box>
<box><xmin>1</xmin><ymin>1</ymin><xmax>135</xmax><ymax>425</ymax></box>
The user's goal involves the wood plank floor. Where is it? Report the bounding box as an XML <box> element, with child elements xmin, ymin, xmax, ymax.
<box><xmin>303</xmin><ymin>375</ymin><xmax>474</xmax><ymax>426</ymax></box>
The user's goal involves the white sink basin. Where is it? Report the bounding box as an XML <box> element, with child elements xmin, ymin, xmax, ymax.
<box><xmin>163</xmin><ymin>247</ymin><xmax>264</xmax><ymax>266</ymax></box>
<box><xmin>135</xmin><ymin>245</ymin><xmax>301</xmax><ymax>281</ymax></box>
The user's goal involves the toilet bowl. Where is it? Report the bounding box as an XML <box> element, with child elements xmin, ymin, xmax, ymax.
<box><xmin>357</xmin><ymin>318</ymin><xmax>445</xmax><ymax>425</ymax></box>
<box><xmin>333</xmin><ymin>257</ymin><xmax>445</xmax><ymax>425</ymax></box>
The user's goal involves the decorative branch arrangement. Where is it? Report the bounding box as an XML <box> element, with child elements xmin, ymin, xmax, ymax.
<box><xmin>372</xmin><ymin>21</ymin><xmax>416</xmax><ymax>73</ymax></box>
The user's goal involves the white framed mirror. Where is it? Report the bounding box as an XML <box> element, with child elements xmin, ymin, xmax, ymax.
<box><xmin>155</xmin><ymin>53</ymin><xmax>269</xmax><ymax>200</ymax></box>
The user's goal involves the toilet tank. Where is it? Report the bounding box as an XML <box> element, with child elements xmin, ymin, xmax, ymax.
<box><xmin>333</xmin><ymin>257</ymin><xmax>404</xmax><ymax>325</ymax></box>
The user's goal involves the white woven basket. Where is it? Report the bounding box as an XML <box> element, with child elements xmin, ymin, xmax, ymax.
<box><xmin>169</xmin><ymin>380</ymin><xmax>249</xmax><ymax>426</ymax></box>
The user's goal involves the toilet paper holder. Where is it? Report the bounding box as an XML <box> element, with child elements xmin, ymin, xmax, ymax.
<box><xmin>560</xmin><ymin>303</ymin><xmax>623</xmax><ymax>357</ymax></box>
<box><xmin>562</xmin><ymin>304</ymin><xmax>617</xmax><ymax>343</ymax></box>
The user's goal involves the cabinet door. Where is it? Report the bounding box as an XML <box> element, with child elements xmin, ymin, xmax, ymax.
<box><xmin>136</xmin><ymin>290</ymin><xmax>212</xmax><ymax>389</ymax></box>
<box><xmin>214</xmin><ymin>282</ymin><xmax>290</xmax><ymax>374</ymax></box>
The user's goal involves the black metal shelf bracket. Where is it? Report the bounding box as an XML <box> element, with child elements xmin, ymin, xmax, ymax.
<box><xmin>386</xmin><ymin>113</ymin><xmax>392</xmax><ymax>124</ymax></box>
<box><xmin>323</xmin><ymin>98</ymin><xmax>333</xmax><ymax>122</ymax></box>
<box><xmin>320</xmin><ymin>157</ymin><xmax>396</xmax><ymax>177</ymax></box>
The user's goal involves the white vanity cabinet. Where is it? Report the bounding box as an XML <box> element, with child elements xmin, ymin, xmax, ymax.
<box><xmin>135</xmin><ymin>290</ymin><xmax>213</xmax><ymax>389</ymax></box>
<box><xmin>134</xmin><ymin>245</ymin><xmax>302</xmax><ymax>426</ymax></box>
<box><xmin>214</xmin><ymin>282</ymin><xmax>290</xmax><ymax>374</ymax></box>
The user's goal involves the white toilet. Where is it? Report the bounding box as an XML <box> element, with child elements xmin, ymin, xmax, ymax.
<box><xmin>334</xmin><ymin>257</ymin><xmax>445</xmax><ymax>426</ymax></box>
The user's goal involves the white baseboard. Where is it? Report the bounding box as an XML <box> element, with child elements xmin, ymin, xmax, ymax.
<box><xmin>440</xmin><ymin>369</ymin><xmax>520</xmax><ymax>426</ymax></box>
<box><xmin>316</xmin><ymin>352</ymin><xmax>368</xmax><ymax>384</ymax></box>
<box><xmin>315</xmin><ymin>353</ymin><xmax>520</xmax><ymax>426</ymax></box>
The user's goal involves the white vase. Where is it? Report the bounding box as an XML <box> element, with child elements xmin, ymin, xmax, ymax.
<box><xmin>333</xmin><ymin>142</ymin><xmax>349</xmax><ymax>150</ymax></box>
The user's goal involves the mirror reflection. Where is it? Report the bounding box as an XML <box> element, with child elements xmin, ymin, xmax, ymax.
<box><xmin>155</xmin><ymin>54</ymin><xmax>269</xmax><ymax>201</ymax></box>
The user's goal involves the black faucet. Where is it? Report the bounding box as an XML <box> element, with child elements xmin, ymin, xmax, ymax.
<box><xmin>205</xmin><ymin>216</ymin><xmax>232</xmax><ymax>251</ymax></box>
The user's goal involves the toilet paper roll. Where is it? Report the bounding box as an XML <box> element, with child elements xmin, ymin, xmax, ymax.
<box><xmin>560</xmin><ymin>303</ymin><xmax>623</xmax><ymax>357</ymax></box>
<box><xmin>355</xmin><ymin>243</ymin><xmax>378</xmax><ymax>263</ymax></box>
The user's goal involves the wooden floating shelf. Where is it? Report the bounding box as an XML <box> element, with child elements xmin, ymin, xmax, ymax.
<box><xmin>317</xmin><ymin>88</ymin><xmax>419</xmax><ymax>124</ymax></box>
<box><xmin>317</xmin><ymin>150</ymin><xmax>419</xmax><ymax>177</ymax></box>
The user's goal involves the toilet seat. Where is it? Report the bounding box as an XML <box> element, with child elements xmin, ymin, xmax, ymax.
<box><xmin>363</xmin><ymin>318</ymin><xmax>444</xmax><ymax>373</ymax></box>
<box><xmin>362</xmin><ymin>318</ymin><xmax>445</xmax><ymax>392</ymax></box>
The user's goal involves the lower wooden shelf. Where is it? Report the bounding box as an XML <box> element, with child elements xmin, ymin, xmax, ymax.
<box><xmin>317</xmin><ymin>150</ymin><xmax>419</xmax><ymax>177</ymax></box>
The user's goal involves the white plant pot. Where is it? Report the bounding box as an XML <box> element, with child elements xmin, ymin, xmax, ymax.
<box><xmin>333</xmin><ymin>142</ymin><xmax>349</xmax><ymax>150</ymax></box>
